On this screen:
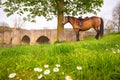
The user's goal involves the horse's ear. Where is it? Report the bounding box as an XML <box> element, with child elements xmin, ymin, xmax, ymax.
<box><xmin>67</xmin><ymin>16</ymin><xmax>70</xmax><ymax>18</ymax></box>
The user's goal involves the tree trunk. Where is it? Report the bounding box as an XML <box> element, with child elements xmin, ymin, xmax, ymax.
<box><xmin>57</xmin><ymin>0</ymin><xmax>64</xmax><ymax>41</ymax></box>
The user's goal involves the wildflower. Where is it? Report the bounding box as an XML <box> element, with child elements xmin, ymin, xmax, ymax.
<box><xmin>44</xmin><ymin>64</ymin><xmax>49</xmax><ymax>68</ymax></box>
<box><xmin>56</xmin><ymin>64</ymin><xmax>60</xmax><ymax>67</ymax></box>
<box><xmin>44</xmin><ymin>69</ymin><xmax>50</xmax><ymax>75</ymax></box>
<box><xmin>117</xmin><ymin>49</ymin><xmax>120</xmax><ymax>53</ymax></box>
<box><xmin>8</xmin><ymin>73</ymin><xmax>16</xmax><ymax>78</ymax></box>
<box><xmin>105</xmin><ymin>49</ymin><xmax>108</xmax><ymax>51</ymax></box>
<box><xmin>111</xmin><ymin>48</ymin><xmax>114</xmax><ymax>50</ymax></box>
<box><xmin>53</xmin><ymin>67</ymin><xmax>59</xmax><ymax>72</ymax></box>
<box><xmin>34</xmin><ymin>67</ymin><xmax>42</xmax><ymax>72</ymax></box>
<box><xmin>112</xmin><ymin>50</ymin><xmax>116</xmax><ymax>54</ymax></box>
<box><xmin>62</xmin><ymin>72</ymin><xmax>65</xmax><ymax>75</ymax></box>
<box><xmin>76</xmin><ymin>66</ymin><xmax>82</xmax><ymax>71</ymax></box>
<box><xmin>115</xmin><ymin>44</ymin><xmax>119</xmax><ymax>47</ymax></box>
<box><xmin>65</xmin><ymin>75</ymin><xmax>72</xmax><ymax>80</ymax></box>
<box><xmin>38</xmin><ymin>74</ymin><xmax>43</xmax><ymax>80</ymax></box>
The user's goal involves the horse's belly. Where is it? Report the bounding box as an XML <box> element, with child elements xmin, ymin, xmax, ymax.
<box><xmin>81</xmin><ymin>27</ymin><xmax>91</xmax><ymax>31</ymax></box>
<box><xmin>81</xmin><ymin>23</ymin><xmax>92</xmax><ymax>30</ymax></box>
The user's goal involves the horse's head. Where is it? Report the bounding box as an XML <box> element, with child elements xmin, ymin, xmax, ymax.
<box><xmin>62</xmin><ymin>16</ymin><xmax>69</xmax><ymax>25</ymax></box>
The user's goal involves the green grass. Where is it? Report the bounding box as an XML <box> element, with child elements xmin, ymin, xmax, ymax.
<box><xmin>0</xmin><ymin>32</ymin><xmax>120</xmax><ymax>80</ymax></box>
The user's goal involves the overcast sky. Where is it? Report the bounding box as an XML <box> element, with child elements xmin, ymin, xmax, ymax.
<box><xmin>0</xmin><ymin>0</ymin><xmax>120</xmax><ymax>29</ymax></box>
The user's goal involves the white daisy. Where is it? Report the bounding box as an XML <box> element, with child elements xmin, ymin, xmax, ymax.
<box><xmin>65</xmin><ymin>75</ymin><xmax>72</xmax><ymax>80</ymax></box>
<box><xmin>44</xmin><ymin>64</ymin><xmax>49</xmax><ymax>68</ymax></box>
<box><xmin>76</xmin><ymin>66</ymin><xmax>82</xmax><ymax>71</ymax></box>
<box><xmin>34</xmin><ymin>67</ymin><xmax>42</xmax><ymax>72</ymax></box>
<box><xmin>56</xmin><ymin>64</ymin><xmax>60</xmax><ymax>67</ymax></box>
<box><xmin>38</xmin><ymin>74</ymin><xmax>43</xmax><ymax>80</ymax></box>
<box><xmin>53</xmin><ymin>67</ymin><xmax>59</xmax><ymax>72</ymax></box>
<box><xmin>44</xmin><ymin>69</ymin><xmax>50</xmax><ymax>75</ymax></box>
<box><xmin>8</xmin><ymin>73</ymin><xmax>16</xmax><ymax>78</ymax></box>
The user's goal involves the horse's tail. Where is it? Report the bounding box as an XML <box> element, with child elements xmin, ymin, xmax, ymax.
<box><xmin>99</xmin><ymin>18</ymin><xmax>104</xmax><ymax>37</ymax></box>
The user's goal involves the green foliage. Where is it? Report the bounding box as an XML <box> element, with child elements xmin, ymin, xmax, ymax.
<box><xmin>1</xmin><ymin>0</ymin><xmax>103</xmax><ymax>21</ymax></box>
<box><xmin>1</xmin><ymin>0</ymin><xmax>103</xmax><ymax>41</ymax></box>
<box><xmin>0</xmin><ymin>32</ymin><xmax>120</xmax><ymax>80</ymax></box>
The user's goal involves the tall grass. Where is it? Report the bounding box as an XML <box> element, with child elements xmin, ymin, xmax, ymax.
<box><xmin>0</xmin><ymin>32</ymin><xmax>120</xmax><ymax>80</ymax></box>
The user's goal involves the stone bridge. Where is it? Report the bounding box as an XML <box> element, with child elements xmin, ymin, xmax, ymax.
<box><xmin>0</xmin><ymin>28</ymin><xmax>96</xmax><ymax>46</ymax></box>
<box><xmin>12</xmin><ymin>29</ymin><xmax>57</xmax><ymax>45</ymax></box>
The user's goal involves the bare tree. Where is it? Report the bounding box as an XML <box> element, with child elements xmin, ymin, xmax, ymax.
<box><xmin>13</xmin><ymin>17</ymin><xmax>25</xmax><ymax>29</ymax></box>
<box><xmin>105</xmin><ymin>19</ymin><xmax>117</xmax><ymax>32</ymax></box>
<box><xmin>12</xmin><ymin>17</ymin><xmax>26</xmax><ymax>45</ymax></box>
<box><xmin>112</xmin><ymin>2</ymin><xmax>120</xmax><ymax>32</ymax></box>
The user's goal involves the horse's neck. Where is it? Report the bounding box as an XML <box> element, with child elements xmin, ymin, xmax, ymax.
<box><xmin>69</xmin><ymin>18</ymin><xmax>78</xmax><ymax>27</ymax></box>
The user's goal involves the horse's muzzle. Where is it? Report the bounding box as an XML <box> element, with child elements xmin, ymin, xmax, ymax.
<box><xmin>62</xmin><ymin>22</ymin><xmax>64</xmax><ymax>25</ymax></box>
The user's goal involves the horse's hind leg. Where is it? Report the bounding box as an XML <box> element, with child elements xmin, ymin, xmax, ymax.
<box><xmin>95</xmin><ymin>32</ymin><xmax>99</xmax><ymax>39</ymax></box>
<box><xmin>94</xmin><ymin>28</ymin><xmax>99</xmax><ymax>39</ymax></box>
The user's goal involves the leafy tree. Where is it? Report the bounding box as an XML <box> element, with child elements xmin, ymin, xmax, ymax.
<box><xmin>0</xmin><ymin>0</ymin><xmax>1</xmax><ymax>7</ymax></box>
<box><xmin>1</xmin><ymin>0</ymin><xmax>103</xmax><ymax>41</ymax></box>
<box><xmin>112</xmin><ymin>2</ymin><xmax>120</xmax><ymax>32</ymax></box>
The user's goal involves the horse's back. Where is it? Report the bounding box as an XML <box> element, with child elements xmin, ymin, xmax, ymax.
<box><xmin>81</xmin><ymin>16</ymin><xmax>101</xmax><ymax>30</ymax></box>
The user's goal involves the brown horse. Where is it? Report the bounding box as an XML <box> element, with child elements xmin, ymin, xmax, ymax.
<box><xmin>62</xmin><ymin>16</ymin><xmax>104</xmax><ymax>41</ymax></box>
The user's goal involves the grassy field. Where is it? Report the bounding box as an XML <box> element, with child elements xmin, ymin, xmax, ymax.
<box><xmin>0</xmin><ymin>32</ymin><xmax>120</xmax><ymax>80</ymax></box>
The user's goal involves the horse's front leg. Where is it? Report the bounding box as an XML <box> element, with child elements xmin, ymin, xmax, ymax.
<box><xmin>76</xmin><ymin>31</ymin><xmax>80</xmax><ymax>41</ymax></box>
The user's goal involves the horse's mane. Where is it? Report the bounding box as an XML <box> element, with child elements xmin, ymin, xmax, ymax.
<box><xmin>67</xmin><ymin>16</ymin><xmax>99</xmax><ymax>19</ymax></box>
<box><xmin>67</xmin><ymin>16</ymin><xmax>78</xmax><ymax>20</ymax></box>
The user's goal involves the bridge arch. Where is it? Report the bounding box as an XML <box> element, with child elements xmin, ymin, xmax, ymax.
<box><xmin>21</xmin><ymin>35</ymin><xmax>30</xmax><ymax>44</ymax></box>
<box><xmin>36</xmin><ymin>36</ymin><xmax>49</xmax><ymax>44</ymax></box>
